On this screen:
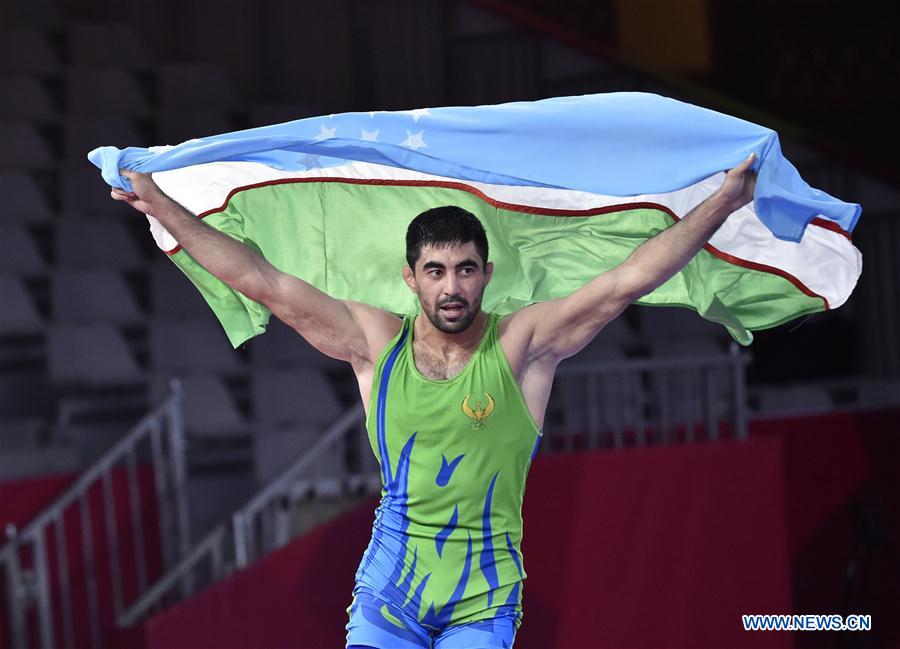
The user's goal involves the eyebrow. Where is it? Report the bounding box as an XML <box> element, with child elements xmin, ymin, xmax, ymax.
<box><xmin>422</xmin><ymin>258</ymin><xmax>480</xmax><ymax>271</ymax></box>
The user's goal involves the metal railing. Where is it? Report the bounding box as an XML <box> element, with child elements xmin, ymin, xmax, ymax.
<box><xmin>1</xmin><ymin>380</ymin><xmax>190</xmax><ymax>649</ymax></box>
<box><xmin>117</xmin><ymin>403</ymin><xmax>369</xmax><ymax>627</ymax></box>
<box><xmin>547</xmin><ymin>345</ymin><xmax>749</xmax><ymax>450</ymax></box>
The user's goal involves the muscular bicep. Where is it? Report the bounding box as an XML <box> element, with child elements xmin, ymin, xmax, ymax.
<box><xmin>257</xmin><ymin>266</ymin><xmax>400</xmax><ymax>368</ymax></box>
<box><xmin>519</xmin><ymin>265</ymin><xmax>640</xmax><ymax>363</ymax></box>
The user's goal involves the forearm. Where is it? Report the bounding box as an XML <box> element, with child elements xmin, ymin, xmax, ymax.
<box><xmin>621</xmin><ymin>193</ymin><xmax>733</xmax><ymax>297</ymax></box>
<box><xmin>149</xmin><ymin>194</ymin><xmax>269</xmax><ymax>298</ymax></box>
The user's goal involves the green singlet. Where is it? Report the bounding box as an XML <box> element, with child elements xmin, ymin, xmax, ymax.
<box><xmin>352</xmin><ymin>310</ymin><xmax>543</xmax><ymax>634</ymax></box>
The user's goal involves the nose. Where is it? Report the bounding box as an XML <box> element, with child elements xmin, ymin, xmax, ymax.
<box><xmin>443</xmin><ymin>273</ymin><xmax>460</xmax><ymax>296</ymax></box>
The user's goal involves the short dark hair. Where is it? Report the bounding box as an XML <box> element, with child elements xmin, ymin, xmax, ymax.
<box><xmin>405</xmin><ymin>206</ymin><xmax>489</xmax><ymax>271</ymax></box>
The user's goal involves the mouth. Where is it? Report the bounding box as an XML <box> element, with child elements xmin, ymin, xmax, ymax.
<box><xmin>439</xmin><ymin>303</ymin><xmax>466</xmax><ymax>318</ymax></box>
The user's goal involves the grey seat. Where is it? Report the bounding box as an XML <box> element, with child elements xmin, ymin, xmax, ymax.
<box><xmin>151</xmin><ymin>373</ymin><xmax>247</xmax><ymax>437</ymax></box>
<box><xmin>251</xmin><ymin>367</ymin><xmax>342</xmax><ymax>427</ymax></box>
<box><xmin>0</xmin><ymin>77</ymin><xmax>59</xmax><ymax>122</ymax></box>
<box><xmin>251</xmin><ymin>367</ymin><xmax>346</xmax><ymax>492</ymax></box>
<box><xmin>158</xmin><ymin>109</ymin><xmax>233</xmax><ymax>146</ymax></box>
<box><xmin>160</xmin><ymin>63</ymin><xmax>237</xmax><ymax>110</ymax></box>
<box><xmin>62</xmin><ymin>165</ymin><xmax>133</xmax><ymax>215</ymax></box>
<box><xmin>0</xmin><ymin>124</ymin><xmax>54</xmax><ymax>170</ymax></box>
<box><xmin>857</xmin><ymin>379</ymin><xmax>900</xmax><ymax>407</ymax></box>
<box><xmin>48</xmin><ymin>323</ymin><xmax>144</xmax><ymax>385</ymax></box>
<box><xmin>64</xmin><ymin>116</ymin><xmax>143</xmax><ymax>162</ymax></box>
<box><xmin>0</xmin><ymin>173</ymin><xmax>55</xmax><ymax>222</ymax></box>
<box><xmin>56</xmin><ymin>216</ymin><xmax>145</xmax><ymax>269</ymax></box>
<box><xmin>0</xmin><ymin>28</ymin><xmax>61</xmax><ymax>75</ymax></box>
<box><xmin>0</xmin><ymin>224</ymin><xmax>47</xmax><ymax>275</ymax></box>
<box><xmin>149</xmin><ymin>316</ymin><xmax>244</xmax><ymax>374</ymax></box>
<box><xmin>67</xmin><ymin>68</ymin><xmax>151</xmax><ymax>117</ymax></box>
<box><xmin>150</xmin><ymin>259</ymin><xmax>215</xmax><ymax>316</ymax></box>
<box><xmin>757</xmin><ymin>384</ymin><xmax>832</xmax><ymax>414</ymax></box>
<box><xmin>52</xmin><ymin>268</ymin><xmax>144</xmax><ymax>324</ymax></box>
<box><xmin>0</xmin><ymin>274</ymin><xmax>44</xmax><ymax>335</ymax></box>
<box><xmin>639</xmin><ymin>305</ymin><xmax>727</xmax><ymax>343</ymax></box>
<box><xmin>70</xmin><ymin>23</ymin><xmax>149</xmax><ymax>69</ymax></box>
<box><xmin>248</xmin><ymin>317</ymin><xmax>345</xmax><ymax>371</ymax></box>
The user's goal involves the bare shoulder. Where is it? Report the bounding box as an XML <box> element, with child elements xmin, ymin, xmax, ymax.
<box><xmin>344</xmin><ymin>300</ymin><xmax>403</xmax><ymax>366</ymax></box>
<box><xmin>498</xmin><ymin>302</ymin><xmax>557</xmax><ymax>378</ymax></box>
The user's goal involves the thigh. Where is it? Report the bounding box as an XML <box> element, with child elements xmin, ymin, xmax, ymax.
<box><xmin>345</xmin><ymin>589</ymin><xmax>432</xmax><ymax>649</ymax></box>
<box><xmin>433</xmin><ymin>617</ymin><xmax>517</xmax><ymax>649</ymax></box>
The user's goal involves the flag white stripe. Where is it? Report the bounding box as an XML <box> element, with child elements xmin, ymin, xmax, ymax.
<box><xmin>149</xmin><ymin>160</ymin><xmax>861</xmax><ymax>309</ymax></box>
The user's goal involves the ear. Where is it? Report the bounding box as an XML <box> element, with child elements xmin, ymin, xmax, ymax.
<box><xmin>402</xmin><ymin>265</ymin><xmax>418</xmax><ymax>293</ymax></box>
<box><xmin>484</xmin><ymin>261</ymin><xmax>494</xmax><ymax>285</ymax></box>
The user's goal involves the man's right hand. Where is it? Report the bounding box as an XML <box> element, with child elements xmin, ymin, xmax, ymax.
<box><xmin>110</xmin><ymin>170</ymin><xmax>165</xmax><ymax>214</ymax></box>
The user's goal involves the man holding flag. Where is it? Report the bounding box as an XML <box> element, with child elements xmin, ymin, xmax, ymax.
<box><xmin>111</xmin><ymin>150</ymin><xmax>756</xmax><ymax>648</ymax></box>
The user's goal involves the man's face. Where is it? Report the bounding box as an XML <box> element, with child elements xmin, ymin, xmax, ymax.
<box><xmin>403</xmin><ymin>241</ymin><xmax>493</xmax><ymax>334</ymax></box>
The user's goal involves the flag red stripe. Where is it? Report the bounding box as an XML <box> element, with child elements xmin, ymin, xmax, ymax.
<box><xmin>163</xmin><ymin>176</ymin><xmax>830</xmax><ymax>309</ymax></box>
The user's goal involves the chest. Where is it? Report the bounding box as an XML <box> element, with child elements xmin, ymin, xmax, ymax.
<box><xmin>411</xmin><ymin>341</ymin><xmax>474</xmax><ymax>381</ymax></box>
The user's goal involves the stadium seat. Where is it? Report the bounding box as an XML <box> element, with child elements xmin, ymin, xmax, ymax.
<box><xmin>252</xmin><ymin>425</ymin><xmax>344</xmax><ymax>487</ymax></box>
<box><xmin>0</xmin><ymin>27</ymin><xmax>61</xmax><ymax>75</ymax></box>
<box><xmin>69</xmin><ymin>23</ymin><xmax>149</xmax><ymax>69</ymax></box>
<box><xmin>857</xmin><ymin>378</ymin><xmax>900</xmax><ymax>407</ymax></box>
<box><xmin>757</xmin><ymin>384</ymin><xmax>832</xmax><ymax>413</ymax></box>
<box><xmin>150</xmin><ymin>259</ymin><xmax>215</xmax><ymax>316</ymax></box>
<box><xmin>576</xmin><ymin>336</ymin><xmax>629</xmax><ymax>364</ymax></box>
<box><xmin>248</xmin><ymin>317</ymin><xmax>346</xmax><ymax>370</ymax></box>
<box><xmin>639</xmin><ymin>305</ymin><xmax>727</xmax><ymax>343</ymax></box>
<box><xmin>0</xmin><ymin>224</ymin><xmax>47</xmax><ymax>275</ymax></box>
<box><xmin>158</xmin><ymin>109</ymin><xmax>234</xmax><ymax>146</ymax></box>
<box><xmin>649</xmin><ymin>338</ymin><xmax>726</xmax><ymax>358</ymax></box>
<box><xmin>0</xmin><ymin>274</ymin><xmax>45</xmax><ymax>335</ymax></box>
<box><xmin>56</xmin><ymin>216</ymin><xmax>145</xmax><ymax>269</ymax></box>
<box><xmin>247</xmin><ymin>102</ymin><xmax>320</xmax><ymax>128</ymax></box>
<box><xmin>0</xmin><ymin>173</ymin><xmax>55</xmax><ymax>222</ymax></box>
<box><xmin>66</xmin><ymin>68</ymin><xmax>151</xmax><ymax>117</ymax></box>
<box><xmin>159</xmin><ymin>63</ymin><xmax>237</xmax><ymax>110</ymax></box>
<box><xmin>151</xmin><ymin>373</ymin><xmax>247</xmax><ymax>437</ymax></box>
<box><xmin>251</xmin><ymin>367</ymin><xmax>343</xmax><ymax>427</ymax></box>
<box><xmin>0</xmin><ymin>77</ymin><xmax>59</xmax><ymax>122</ymax></box>
<box><xmin>0</xmin><ymin>124</ymin><xmax>55</xmax><ymax>170</ymax></box>
<box><xmin>62</xmin><ymin>164</ymin><xmax>133</xmax><ymax>215</ymax></box>
<box><xmin>149</xmin><ymin>316</ymin><xmax>244</xmax><ymax>374</ymax></box>
<box><xmin>51</xmin><ymin>268</ymin><xmax>144</xmax><ymax>324</ymax></box>
<box><xmin>64</xmin><ymin>116</ymin><xmax>142</xmax><ymax>162</ymax></box>
<box><xmin>48</xmin><ymin>323</ymin><xmax>144</xmax><ymax>385</ymax></box>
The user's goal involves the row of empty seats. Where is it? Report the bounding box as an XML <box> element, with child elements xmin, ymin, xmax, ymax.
<box><xmin>0</xmin><ymin>113</ymin><xmax>234</xmax><ymax>170</ymax></box>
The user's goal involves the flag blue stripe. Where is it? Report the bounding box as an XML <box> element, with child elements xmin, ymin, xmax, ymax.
<box><xmin>88</xmin><ymin>93</ymin><xmax>860</xmax><ymax>243</ymax></box>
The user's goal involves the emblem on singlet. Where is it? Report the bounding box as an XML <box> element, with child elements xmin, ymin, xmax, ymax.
<box><xmin>461</xmin><ymin>393</ymin><xmax>495</xmax><ymax>429</ymax></box>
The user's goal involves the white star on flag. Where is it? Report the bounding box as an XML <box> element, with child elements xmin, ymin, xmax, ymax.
<box><xmin>400</xmin><ymin>130</ymin><xmax>427</xmax><ymax>150</ymax></box>
<box><xmin>313</xmin><ymin>124</ymin><xmax>336</xmax><ymax>142</ymax></box>
<box><xmin>299</xmin><ymin>153</ymin><xmax>321</xmax><ymax>170</ymax></box>
<box><xmin>361</xmin><ymin>128</ymin><xmax>380</xmax><ymax>142</ymax></box>
<box><xmin>404</xmin><ymin>108</ymin><xmax>431</xmax><ymax>123</ymax></box>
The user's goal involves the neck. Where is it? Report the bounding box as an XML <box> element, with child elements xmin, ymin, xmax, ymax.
<box><xmin>414</xmin><ymin>310</ymin><xmax>488</xmax><ymax>355</ymax></box>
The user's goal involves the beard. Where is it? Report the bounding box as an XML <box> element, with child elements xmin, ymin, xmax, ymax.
<box><xmin>423</xmin><ymin>294</ymin><xmax>481</xmax><ymax>333</ymax></box>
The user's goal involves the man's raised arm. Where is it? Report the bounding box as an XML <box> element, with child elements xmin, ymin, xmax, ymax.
<box><xmin>111</xmin><ymin>170</ymin><xmax>399</xmax><ymax>368</ymax></box>
<box><xmin>514</xmin><ymin>153</ymin><xmax>758</xmax><ymax>364</ymax></box>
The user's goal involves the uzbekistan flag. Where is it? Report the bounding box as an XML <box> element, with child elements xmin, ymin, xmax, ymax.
<box><xmin>89</xmin><ymin>92</ymin><xmax>862</xmax><ymax>347</ymax></box>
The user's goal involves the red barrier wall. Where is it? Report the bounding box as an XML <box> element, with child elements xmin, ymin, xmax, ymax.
<box><xmin>0</xmin><ymin>466</ymin><xmax>162</xmax><ymax>649</ymax></box>
<box><xmin>145</xmin><ymin>436</ymin><xmax>795</xmax><ymax>649</ymax></box>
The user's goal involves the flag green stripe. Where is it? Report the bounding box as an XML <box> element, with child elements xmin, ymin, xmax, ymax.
<box><xmin>167</xmin><ymin>180</ymin><xmax>824</xmax><ymax>347</ymax></box>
